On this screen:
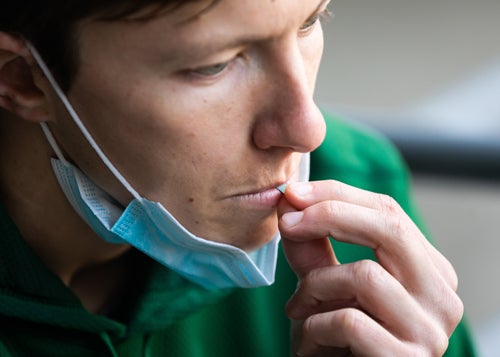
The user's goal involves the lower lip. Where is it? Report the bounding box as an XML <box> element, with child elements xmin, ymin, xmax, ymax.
<box><xmin>231</xmin><ymin>188</ymin><xmax>283</xmax><ymax>209</ymax></box>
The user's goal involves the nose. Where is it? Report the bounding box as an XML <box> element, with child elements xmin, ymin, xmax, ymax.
<box><xmin>252</xmin><ymin>39</ymin><xmax>326</xmax><ymax>153</ymax></box>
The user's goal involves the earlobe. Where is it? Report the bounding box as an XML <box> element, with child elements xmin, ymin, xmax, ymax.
<box><xmin>0</xmin><ymin>32</ymin><xmax>49</xmax><ymax>122</ymax></box>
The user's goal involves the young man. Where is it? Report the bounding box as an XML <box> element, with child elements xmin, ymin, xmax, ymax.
<box><xmin>0</xmin><ymin>0</ymin><xmax>475</xmax><ymax>356</ymax></box>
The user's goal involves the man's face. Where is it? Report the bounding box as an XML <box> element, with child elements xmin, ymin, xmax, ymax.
<box><xmin>49</xmin><ymin>0</ymin><xmax>328</xmax><ymax>251</ymax></box>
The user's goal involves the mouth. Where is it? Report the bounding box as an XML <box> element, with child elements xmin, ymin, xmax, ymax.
<box><xmin>229</xmin><ymin>179</ymin><xmax>292</xmax><ymax>210</ymax></box>
<box><xmin>225</xmin><ymin>157</ymin><xmax>303</xmax><ymax>210</ymax></box>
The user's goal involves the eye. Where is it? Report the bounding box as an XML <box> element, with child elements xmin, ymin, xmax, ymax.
<box><xmin>300</xmin><ymin>14</ymin><xmax>321</xmax><ymax>32</ymax></box>
<box><xmin>191</xmin><ymin>62</ymin><xmax>229</xmax><ymax>77</ymax></box>
<box><xmin>299</xmin><ymin>9</ymin><xmax>332</xmax><ymax>33</ymax></box>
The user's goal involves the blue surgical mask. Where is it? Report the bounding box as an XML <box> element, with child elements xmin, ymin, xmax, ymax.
<box><xmin>29</xmin><ymin>43</ymin><xmax>310</xmax><ymax>290</ymax></box>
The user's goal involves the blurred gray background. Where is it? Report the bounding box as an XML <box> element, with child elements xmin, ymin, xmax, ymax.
<box><xmin>314</xmin><ymin>1</ymin><xmax>500</xmax><ymax>356</ymax></box>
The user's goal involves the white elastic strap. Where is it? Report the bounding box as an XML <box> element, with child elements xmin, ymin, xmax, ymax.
<box><xmin>28</xmin><ymin>42</ymin><xmax>141</xmax><ymax>201</ymax></box>
<box><xmin>40</xmin><ymin>122</ymin><xmax>69</xmax><ymax>166</ymax></box>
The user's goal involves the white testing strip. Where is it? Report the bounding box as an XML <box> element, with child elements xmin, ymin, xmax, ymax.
<box><xmin>276</xmin><ymin>184</ymin><xmax>288</xmax><ymax>195</ymax></box>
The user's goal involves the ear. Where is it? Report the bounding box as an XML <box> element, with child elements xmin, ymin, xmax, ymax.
<box><xmin>0</xmin><ymin>32</ymin><xmax>49</xmax><ymax>122</ymax></box>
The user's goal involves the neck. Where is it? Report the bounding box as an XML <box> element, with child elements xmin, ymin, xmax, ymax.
<box><xmin>0</xmin><ymin>112</ymin><xmax>132</xmax><ymax>311</ymax></box>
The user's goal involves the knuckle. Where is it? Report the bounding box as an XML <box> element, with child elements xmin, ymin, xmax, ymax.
<box><xmin>449</xmin><ymin>269</ymin><xmax>459</xmax><ymax>292</ymax></box>
<box><xmin>302</xmin><ymin>314</ymin><xmax>315</xmax><ymax>336</ymax></box>
<box><xmin>325</xmin><ymin>199</ymin><xmax>342</xmax><ymax>218</ymax></box>
<box><xmin>329</xmin><ymin>179</ymin><xmax>347</xmax><ymax>199</ymax></box>
<box><xmin>377</xmin><ymin>193</ymin><xmax>400</xmax><ymax>213</ymax></box>
<box><xmin>408</xmin><ymin>289</ymin><xmax>462</xmax><ymax>356</ymax></box>
<box><xmin>339</xmin><ymin>308</ymin><xmax>364</xmax><ymax>338</ymax></box>
<box><xmin>445</xmin><ymin>291</ymin><xmax>465</xmax><ymax>333</ymax></box>
<box><xmin>326</xmin><ymin>179</ymin><xmax>342</xmax><ymax>191</ymax></box>
<box><xmin>415</xmin><ymin>309</ymin><xmax>454</xmax><ymax>356</ymax></box>
<box><xmin>383</xmin><ymin>214</ymin><xmax>411</xmax><ymax>242</ymax></box>
<box><xmin>406</xmin><ymin>327</ymin><xmax>449</xmax><ymax>357</ymax></box>
<box><xmin>430</xmin><ymin>286</ymin><xmax>464</xmax><ymax>335</ymax></box>
<box><xmin>436</xmin><ymin>330</ymin><xmax>451</xmax><ymax>356</ymax></box>
<box><xmin>352</xmin><ymin>260</ymin><xmax>386</xmax><ymax>289</ymax></box>
<box><xmin>428</xmin><ymin>328</ymin><xmax>450</xmax><ymax>356</ymax></box>
<box><xmin>300</xmin><ymin>266</ymin><xmax>337</xmax><ymax>293</ymax></box>
<box><xmin>441</xmin><ymin>262</ymin><xmax>459</xmax><ymax>293</ymax></box>
<box><xmin>374</xmin><ymin>195</ymin><xmax>412</xmax><ymax>241</ymax></box>
<box><xmin>301</xmin><ymin>268</ymin><xmax>323</xmax><ymax>292</ymax></box>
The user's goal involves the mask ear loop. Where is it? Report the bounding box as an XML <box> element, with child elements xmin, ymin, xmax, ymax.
<box><xmin>40</xmin><ymin>122</ymin><xmax>69</xmax><ymax>165</ymax></box>
<box><xmin>27</xmin><ymin>42</ymin><xmax>142</xmax><ymax>202</ymax></box>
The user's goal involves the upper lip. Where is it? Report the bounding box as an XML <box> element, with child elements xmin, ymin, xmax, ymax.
<box><xmin>225</xmin><ymin>160</ymin><xmax>298</xmax><ymax>198</ymax></box>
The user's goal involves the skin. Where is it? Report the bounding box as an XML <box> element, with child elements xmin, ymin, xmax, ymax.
<box><xmin>0</xmin><ymin>0</ymin><xmax>463</xmax><ymax>355</ymax></box>
<box><xmin>0</xmin><ymin>0</ymin><xmax>326</xmax><ymax>309</ymax></box>
<box><xmin>41</xmin><ymin>0</ymin><xmax>328</xmax><ymax>251</ymax></box>
<box><xmin>278</xmin><ymin>182</ymin><xmax>463</xmax><ymax>356</ymax></box>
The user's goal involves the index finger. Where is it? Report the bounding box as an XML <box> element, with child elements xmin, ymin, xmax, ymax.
<box><xmin>282</xmin><ymin>180</ymin><xmax>378</xmax><ymax>211</ymax></box>
<box><xmin>281</xmin><ymin>180</ymin><xmax>457</xmax><ymax>289</ymax></box>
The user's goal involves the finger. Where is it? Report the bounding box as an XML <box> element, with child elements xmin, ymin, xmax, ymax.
<box><xmin>281</xmin><ymin>237</ymin><xmax>338</xmax><ymax>280</ymax></box>
<box><xmin>280</xmin><ymin>180</ymin><xmax>367</xmax><ymax>213</ymax></box>
<box><xmin>284</xmin><ymin>181</ymin><xmax>458</xmax><ymax>290</ymax></box>
<box><xmin>290</xmin><ymin>319</ymin><xmax>350</xmax><ymax>357</ymax></box>
<box><xmin>279</xmin><ymin>199</ymin><xmax>425</xmax><ymax>269</ymax></box>
<box><xmin>280</xmin><ymin>199</ymin><xmax>449</xmax><ymax>292</ymax></box>
<box><xmin>288</xmin><ymin>261</ymin><xmax>459</xmax><ymax>356</ymax></box>
<box><xmin>298</xmin><ymin>306</ymin><xmax>450</xmax><ymax>357</ymax></box>
<box><xmin>297</xmin><ymin>309</ymin><xmax>412</xmax><ymax>357</ymax></box>
<box><xmin>286</xmin><ymin>260</ymin><xmax>431</xmax><ymax>342</ymax></box>
<box><xmin>282</xmin><ymin>180</ymin><xmax>387</xmax><ymax>211</ymax></box>
<box><xmin>422</xmin><ymin>238</ymin><xmax>458</xmax><ymax>291</ymax></box>
<box><xmin>278</xmin><ymin>196</ymin><xmax>339</xmax><ymax>279</ymax></box>
<box><xmin>281</xmin><ymin>199</ymin><xmax>464</xmax><ymax>333</ymax></box>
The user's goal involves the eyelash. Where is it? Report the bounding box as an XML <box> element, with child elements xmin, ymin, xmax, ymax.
<box><xmin>186</xmin><ymin>56</ymin><xmax>239</xmax><ymax>79</ymax></box>
<box><xmin>186</xmin><ymin>8</ymin><xmax>332</xmax><ymax>79</ymax></box>
<box><xmin>192</xmin><ymin>62</ymin><xmax>231</xmax><ymax>77</ymax></box>
<box><xmin>300</xmin><ymin>8</ymin><xmax>332</xmax><ymax>33</ymax></box>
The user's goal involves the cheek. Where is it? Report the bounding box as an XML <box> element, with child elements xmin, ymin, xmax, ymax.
<box><xmin>67</xmin><ymin>53</ymin><xmax>257</xmax><ymax>210</ymax></box>
<box><xmin>124</xmin><ymin>86</ymin><xmax>250</xmax><ymax>199</ymax></box>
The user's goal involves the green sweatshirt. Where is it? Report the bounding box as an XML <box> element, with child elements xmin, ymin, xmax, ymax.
<box><xmin>0</xmin><ymin>114</ymin><xmax>476</xmax><ymax>356</ymax></box>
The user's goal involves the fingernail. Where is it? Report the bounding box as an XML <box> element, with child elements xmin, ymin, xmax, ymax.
<box><xmin>282</xmin><ymin>211</ymin><xmax>304</xmax><ymax>228</ymax></box>
<box><xmin>292</xmin><ymin>183</ymin><xmax>312</xmax><ymax>197</ymax></box>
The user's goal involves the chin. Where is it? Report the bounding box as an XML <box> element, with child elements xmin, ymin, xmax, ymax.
<box><xmin>184</xmin><ymin>210</ymin><xmax>278</xmax><ymax>251</ymax></box>
<box><xmin>231</xmin><ymin>215</ymin><xmax>279</xmax><ymax>252</ymax></box>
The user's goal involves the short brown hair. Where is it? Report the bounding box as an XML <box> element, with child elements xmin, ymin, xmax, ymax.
<box><xmin>0</xmin><ymin>1</ymin><xmax>205</xmax><ymax>91</ymax></box>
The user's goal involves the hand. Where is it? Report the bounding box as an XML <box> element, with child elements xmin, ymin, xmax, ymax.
<box><xmin>277</xmin><ymin>180</ymin><xmax>463</xmax><ymax>357</ymax></box>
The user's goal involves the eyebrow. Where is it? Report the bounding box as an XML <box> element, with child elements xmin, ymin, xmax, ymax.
<box><xmin>175</xmin><ymin>0</ymin><xmax>222</xmax><ymax>25</ymax></box>
<box><xmin>314</xmin><ymin>0</ymin><xmax>331</xmax><ymax>15</ymax></box>
<box><xmin>171</xmin><ymin>0</ymin><xmax>331</xmax><ymax>60</ymax></box>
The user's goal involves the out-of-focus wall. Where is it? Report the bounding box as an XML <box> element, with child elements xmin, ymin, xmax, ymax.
<box><xmin>315</xmin><ymin>1</ymin><xmax>500</xmax><ymax>355</ymax></box>
<box><xmin>315</xmin><ymin>0</ymin><xmax>500</xmax><ymax>110</ymax></box>
<box><xmin>413</xmin><ymin>176</ymin><xmax>500</xmax><ymax>356</ymax></box>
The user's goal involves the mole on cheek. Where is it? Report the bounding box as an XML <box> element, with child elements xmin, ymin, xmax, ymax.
<box><xmin>188</xmin><ymin>197</ymin><xmax>194</xmax><ymax>203</ymax></box>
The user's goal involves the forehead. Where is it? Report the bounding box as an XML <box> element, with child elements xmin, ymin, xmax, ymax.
<box><xmin>77</xmin><ymin>0</ymin><xmax>325</xmax><ymax>60</ymax></box>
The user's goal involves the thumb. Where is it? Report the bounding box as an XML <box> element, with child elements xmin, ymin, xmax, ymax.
<box><xmin>281</xmin><ymin>236</ymin><xmax>338</xmax><ymax>279</ymax></box>
<box><xmin>278</xmin><ymin>196</ymin><xmax>338</xmax><ymax>279</ymax></box>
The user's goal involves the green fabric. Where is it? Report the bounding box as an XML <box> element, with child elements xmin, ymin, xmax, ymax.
<box><xmin>0</xmin><ymin>114</ymin><xmax>476</xmax><ymax>356</ymax></box>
